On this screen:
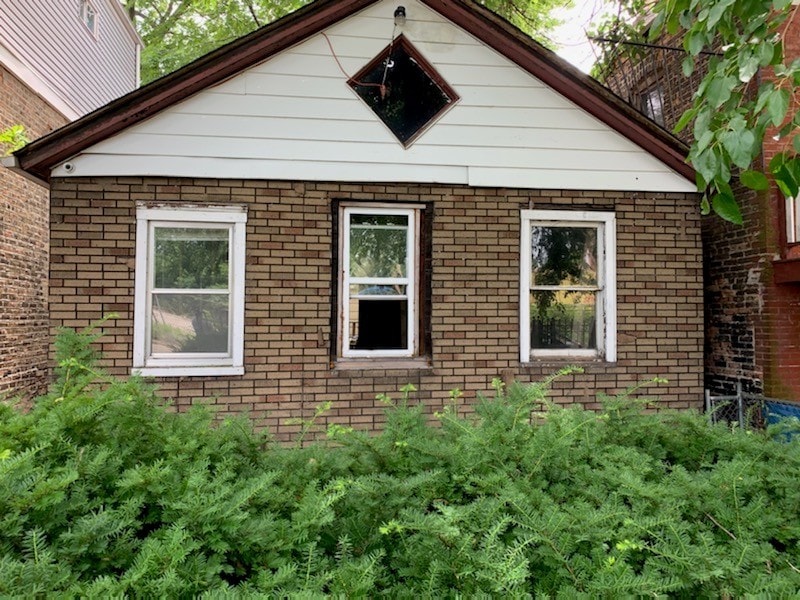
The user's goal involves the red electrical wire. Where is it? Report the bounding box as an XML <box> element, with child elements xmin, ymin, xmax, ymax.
<box><xmin>321</xmin><ymin>31</ymin><xmax>388</xmax><ymax>99</ymax></box>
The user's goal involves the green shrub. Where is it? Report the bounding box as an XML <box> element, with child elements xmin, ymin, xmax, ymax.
<box><xmin>3</xmin><ymin>325</ymin><xmax>800</xmax><ymax>596</ymax></box>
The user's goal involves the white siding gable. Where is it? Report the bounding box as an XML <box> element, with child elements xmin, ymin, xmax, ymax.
<box><xmin>52</xmin><ymin>0</ymin><xmax>694</xmax><ymax>192</ymax></box>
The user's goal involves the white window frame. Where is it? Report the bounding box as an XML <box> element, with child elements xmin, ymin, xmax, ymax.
<box><xmin>133</xmin><ymin>205</ymin><xmax>247</xmax><ymax>377</ymax></box>
<box><xmin>80</xmin><ymin>0</ymin><xmax>98</xmax><ymax>37</ymax></box>
<box><xmin>786</xmin><ymin>196</ymin><xmax>800</xmax><ymax>244</ymax></box>
<box><xmin>339</xmin><ymin>205</ymin><xmax>420</xmax><ymax>359</ymax></box>
<box><xmin>520</xmin><ymin>209</ymin><xmax>617</xmax><ymax>363</ymax></box>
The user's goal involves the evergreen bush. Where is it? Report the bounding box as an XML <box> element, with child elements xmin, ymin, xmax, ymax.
<box><xmin>3</xmin><ymin>324</ymin><xmax>800</xmax><ymax>596</ymax></box>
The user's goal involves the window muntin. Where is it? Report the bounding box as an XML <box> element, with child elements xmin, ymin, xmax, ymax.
<box><xmin>340</xmin><ymin>206</ymin><xmax>419</xmax><ymax>358</ymax></box>
<box><xmin>134</xmin><ymin>206</ymin><xmax>246</xmax><ymax>376</ymax></box>
<box><xmin>520</xmin><ymin>210</ymin><xmax>616</xmax><ymax>362</ymax></box>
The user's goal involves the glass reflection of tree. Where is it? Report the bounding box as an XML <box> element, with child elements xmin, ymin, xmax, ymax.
<box><xmin>154</xmin><ymin>229</ymin><xmax>230</xmax><ymax>353</ymax></box>
<box><xmin>350</xmin><ymin>217</ymin><xmax>407</xmax><ymax>280</ymax></box>
<box><xmin>530</xmin><ymin>226</ymin><xmax>595</xmax><ymax>316</ymax></box>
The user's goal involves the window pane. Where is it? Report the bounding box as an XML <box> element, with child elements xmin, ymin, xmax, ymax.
<box><xmin>154</xmin><ymin>227</ymin><xmax>229</xmax><ymax>289</ymax></box>
<box><xmin>350</xmin><ymin>218</ymin><xmax>408</xmax><ymax>278</ymax></box>
<box><xmin>530</xmin><ymin>291</ymin><xmax>596</xmax><ymax>350</ymax></box>
<box><xmin>350</xmin><ymin>284</ymin><xmax>406</xmax><ymax>297</ymax></box>
<box><xmin>151</xmin><ymin>293</ymin><xmax>229</xmax><ymax>354</ymax></box>
<box><xmin>530</xmin><ymin>226</ymin><xmax>597</xmax><ymax>287</ymax></box>
<box><xmin>348</xmin><ymin>298</ymin><xmax>408</xmax><ymax>350</ymax></box>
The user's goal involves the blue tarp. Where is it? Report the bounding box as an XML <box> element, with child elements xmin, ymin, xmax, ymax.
<box><xmin>764</xmin><ymin>401</ymin><xmax>800</xmax><ymax>441</ymax></box>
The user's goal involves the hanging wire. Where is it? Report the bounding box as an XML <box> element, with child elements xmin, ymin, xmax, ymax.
<box><xmin>321</xmin><ymin>21</ymin><xmax>400</xmax><ymax>100</ymax></box>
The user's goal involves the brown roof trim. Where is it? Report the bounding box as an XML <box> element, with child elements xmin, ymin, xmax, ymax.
<box><xmin>15</xmin><ymin>0</ymin><xmax>693</xmax><ymax>184</ymax></box>
<box><xmin>422</xmin><ymin>0</ymin><xmax>693</xmax><ymax>182</ymax></box>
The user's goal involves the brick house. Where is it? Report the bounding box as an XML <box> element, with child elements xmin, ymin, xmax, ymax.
<box><xmin>0</xmin><ymin>0</ymin><xmax>140</xmax><ymax>399</ymax></box>
<box><xmin>10</xmin><ymin>0</ymin><xmax>704</xmax><ymax>438</ymax></box>
<box><xmin>600</xmin><ymin>17</ymin><xmax>800</xmax><ymax>400</ymax></box>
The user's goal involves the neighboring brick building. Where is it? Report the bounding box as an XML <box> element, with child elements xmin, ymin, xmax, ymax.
<box><xmin>0</xmin><ymin>0</ymin><xmax>140</xmax><ymax>399</ymax></box>
<box><xmin>12</xmin><ymin>0</ymin><xmax>704</xmax><ymax>437</ymax></box>
<box><xmin>600</xmin><ymin>15</ymin><xmax>800</xmax><ymax>399</ymax></box>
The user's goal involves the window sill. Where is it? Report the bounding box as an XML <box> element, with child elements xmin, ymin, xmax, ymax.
<box><xmin>334</xmin><ymin>357</ymin><xmax>432</xmax><ymax>371</ymax></box>
<box><xmin>133</xmin><ymin>365</ymin><xmax>244</xmax><ymax>377</ymax></box>
<box><xmin>773</xmin><ymin>257</ymin><xmax>800</xmax><ymax>284</ymax></box>
<box><xmin>521</xmin><ymin>357</ymin><xmax>613</xmax><ymax>369</ymax></box>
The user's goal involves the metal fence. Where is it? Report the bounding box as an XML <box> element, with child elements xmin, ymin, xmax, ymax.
<box><xmin>705</xmin><ymin>382</ymin><xmax>800</xmax><ymax>431</ymax></box>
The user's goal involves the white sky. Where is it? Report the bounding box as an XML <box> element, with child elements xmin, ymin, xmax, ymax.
<box><xmin>551</xmin><ymin>0</ymin><xmax>613</xmax><ymax>72</ymax></box>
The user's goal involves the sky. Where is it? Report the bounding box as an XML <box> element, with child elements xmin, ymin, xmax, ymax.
<box><xmin>551</xmin><ymin>0</ymin><xmax>613</xmax><ymax>72</ymax></box>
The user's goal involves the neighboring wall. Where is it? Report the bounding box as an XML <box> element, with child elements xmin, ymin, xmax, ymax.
<box><xmin>49</xmin><ymin>177</ymin><xmax>704</xmax><ymax>440</ymax></box>
<box><xmin>0</xmin><ymin>0</ymin><xmax>139</xmax><ymax>400</ymax></box>
<box><xmin>0</xmin><ymin>65</ymin><xmax>67</xmax><ymax>399</ymax></box>
<box><xmin>0</xmin><ymin>0</ymin><xmax>139</xmax><ymax>118</ymax></box>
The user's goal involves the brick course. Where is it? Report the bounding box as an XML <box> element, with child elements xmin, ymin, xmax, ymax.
<box><xmin>0</xmin><ymin>65</ymin><xmax>67</xmax><ymax>400</ymax></box>
<box><xmin>50</xmin><ymin>177</ymin><xmax>704</xmax><ymax>439</ymax></box>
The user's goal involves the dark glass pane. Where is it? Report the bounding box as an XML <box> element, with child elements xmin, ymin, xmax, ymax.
<box><xmin>530</xmin><ymin>226</ymin><xmax>597</xmax><ymax>287</ymax></box>
<box><xmin>530</xmin><ymin>291</ymin><xmax>596</xmax><ymax>350</ymax></box>
<box><xmin>349</xmin><ymin>38</ymin><xmax>456</xmax><ymax>144</ymax></box>
<box><xmin>352</xmin><ymin>214</ymin><xmax>407</xmax><ymax>227</ymax></box>
<box><xmin>154</xmin><ymin>228</ymin><xmax>229</xmax><ymax>289</ymax></box>
<box><xmin>151</xmin><ymin>293</ymin><xmax>229</xmax><ymax>354</ymax></box>
<box><xmin>348</xmin><ymin>298</ymin><xmax>408</xmax><ymax>350</ymax></box>
<box><xmin>350</xmin><ymin>221</ymin><xmax>407</xmax><ymax>278</ymax></box>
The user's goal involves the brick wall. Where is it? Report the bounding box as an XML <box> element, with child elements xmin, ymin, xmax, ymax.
<box><xmin>0</xmin><ymin>65</ymin><xmax>67</xmax><ymax>400</ymax></box>
<box><xmin>50</xmin><ymin>177</ymin><xmax>703</xmax><ymax>439</ymax></box>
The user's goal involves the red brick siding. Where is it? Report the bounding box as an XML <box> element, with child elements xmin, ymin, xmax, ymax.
<box><xmin>50</xmin><ymin>177</ymin><xmax>703</xmax><ymax>439</ymax></box>
<box><xmin>0</xmin><ymin>65</ymin><xmax>67</xmax><ymax>400</ymax></box>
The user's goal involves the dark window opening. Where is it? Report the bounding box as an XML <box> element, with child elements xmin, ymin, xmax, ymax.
<box><xmin>351</xmin><ymin>299</ymin><xmax>408</xmax><ymax>350</ymax></box>
<box><xmin>348</xmin><ymin>35</ymin><xmax>458</xmax><ymax>146</ymax></box>
<box><xmin>639</xmin><ymin>85</ymin><xmax>665</xmax><ymax>126</ymax></box>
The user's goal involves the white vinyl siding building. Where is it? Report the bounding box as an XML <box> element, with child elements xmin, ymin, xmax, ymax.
<box><xmin>0</xmin><ymin>0</ymin><xmax>140</xmax><ymax>119</ymax></box>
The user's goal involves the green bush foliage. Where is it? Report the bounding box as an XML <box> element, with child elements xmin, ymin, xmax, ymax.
<box><xmin>4</xmin><ymin>325</ymin><xmax>800</xmax><ymax>596</ymax></box>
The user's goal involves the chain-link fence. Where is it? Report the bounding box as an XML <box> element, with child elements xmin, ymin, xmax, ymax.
<box><xmin>706</xmin><ymin>382</ymin><xmax>800</xmax><ymax>432</ymax></box>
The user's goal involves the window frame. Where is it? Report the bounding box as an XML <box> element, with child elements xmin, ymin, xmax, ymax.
<box><xmin>786</xmin><ymin>196</ymin><xmax>800</xmax><ymax>245</ymax></box>
<box><xmin>133</xmin><ymin>205</ymin><xmax>247</xmax><ymax>377</ymax></box>
<box><xmin>519</xmin><ymin>209</ymin><xmax>617</xmax><ymax>363</ymax></box>
<box><xmin>80</xmin><ymin>0</ymin><xmax>99</xmax><ymax>37</ymax></box>
<box><xmin>337</xmin><ymin>204</ymin><xmax>421</xmax><ymax>360</ymax></box>
<box><xmin>347</xmin><ymin>34</ymin><xmax>459</xmax><ymax>148</ymax></box>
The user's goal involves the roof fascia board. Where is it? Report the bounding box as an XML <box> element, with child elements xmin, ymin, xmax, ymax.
<box><xmin>421</xmin><ymin>0</ymin><xmax>694</xmax><ymax>182</ymax></box>
<box><xmin>15</xmin><ymin>0</ymin><xmax>379</xmax><ymax>181</ymax></box>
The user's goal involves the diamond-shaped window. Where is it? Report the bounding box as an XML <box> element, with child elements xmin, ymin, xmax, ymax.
<box><xmin>348</xmin><ymin>35</ymin><xmax>458</xmax><ymax>147</ymax></box>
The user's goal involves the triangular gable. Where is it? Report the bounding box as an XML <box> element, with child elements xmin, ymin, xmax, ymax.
<box><xmin>10</xmin><ymin>0</ymin><xmax>694</xmax><ymax>191</ymax></box>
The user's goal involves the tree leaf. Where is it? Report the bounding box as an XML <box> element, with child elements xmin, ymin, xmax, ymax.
<box><xmin>706</xmin><ymin>76</ymin><xmax>736</xmax><ymax>108</ymax></box>
<box><xmin>685</xmin><ymin>30</ymin><xmax>707</xmax><ymax>56</ymax></box>
<box><xmin>711</xmin><ymin>189</ymin><xmax>743</xmax><ymax>224</ymax></box>
<box><xmin>692</xmin><ymin>147</ymin><xmax>719</xmax><ymax>186</ymax></box>
<box><xmin>719</xmin><ymin>128</ymin><xmax>755</xmax><ymax>169</ymax></box>
<box><xmin>700</xmin><ymin>194</ymin><xmax>711</xmax><ymax>215</ymax></box>
<box><xmin>793</xmin><ymin>135</ymin><xmax>800</xmax><ymax>154</ymax></box>
<box><xmin>767</xmin><ymin>88</ymin><xmax>790</xmax><ymax>126</ymax></box>
<box><xmin>758</xmin><ymin>42</ymin><xmax>776</xmax><ymax>67</ymax></box>
<box><xmin>737</xmin><ymin>51</ymin><xmax>760</xmax><ymax>83</ymax></box>
<box><xmin>708</xmin><ymin>0</ymin><xmax>734</xmax><ymax>28</ymax></box>
<box><xmin>739</xmin><ymin>170</ymin><xmax>770</xmax><ymax>191</ymax></box>
<box><xmin>682</xmin><ymin>54</ymin><xmax>695</xmax><ymax>77</ymax></box>
<box><xmin>674</xmin><ymin>106</ymin><xmax>698</xmax><ymax>133</ymax></box>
